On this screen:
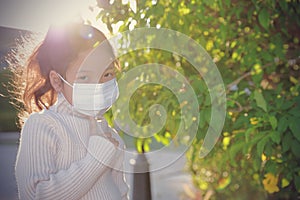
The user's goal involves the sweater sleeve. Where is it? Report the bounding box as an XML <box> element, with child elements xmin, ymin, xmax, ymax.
<box><xmin>15</xmin><ymin>114</ymin><xmax>117</xmax><ymax>200</ymax></box>
<box><xmin>111</xmin><ymin>152</ymin><xmax>130</xmax><ymax>200</ymax></box>
<box><xmin>110</xmin><ymin>130</ymin><xmax>130</xmax><ymax>200</ymax></box>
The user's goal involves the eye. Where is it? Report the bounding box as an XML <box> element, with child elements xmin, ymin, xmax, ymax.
<box><xmin>103</xmin><ymin>68</ymin><xmax>116</xmax><ymax>78</ymax></box>
<box><xmin>78</xmin><ymin>75</ymin><xmax>88</xmax><ymax>81</ymax></box>
<box><xmin>103</xmin><ymin>72</ymin><xmax>113</xmax><ymax>77</ymax></box>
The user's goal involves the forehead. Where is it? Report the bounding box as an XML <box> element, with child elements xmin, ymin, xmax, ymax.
<box><xmin>79</xmin><ymin>42</ymin><xmax>115</xmax><ymax>76</ymax></box>
<box><xmin>68</xmin><ymin>41</ymin><xmax>115</xmax><ymax>78</ymax></box>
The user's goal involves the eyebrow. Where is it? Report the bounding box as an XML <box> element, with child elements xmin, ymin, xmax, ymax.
<box><xmin>104</xmin><ymin>65</ymin><xmax>115</xmax><ymax>71</ymax></box>
<box><xmin>77</xmin><ymin>63</ymin><xmax>115</xmax><ymax>74</ymax></box>
<box><xmin>77</xmin><ymin>70</ymin><xmax>91</xmax><ymax>73</ymax></box>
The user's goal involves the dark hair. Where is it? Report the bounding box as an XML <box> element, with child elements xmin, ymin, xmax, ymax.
<box><xmin>9</xmin><ymin>23</ymin><xmax>118</xmax><ymax>126</ymax></box>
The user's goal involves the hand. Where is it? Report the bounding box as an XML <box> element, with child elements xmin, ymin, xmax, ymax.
<box><xmin>103</xmin><ymin>132</ymin><xmax>119</xmax><ymax>147</ymax></box>
<box><xmin>89</xmin><ymin>117</ymin><xmax>119</xmax><ymax>147</ymax></box>
<box><xmin>89</xmin><ymin>117</ymin><xmax>99</xmax><ymax>136</ymax></box>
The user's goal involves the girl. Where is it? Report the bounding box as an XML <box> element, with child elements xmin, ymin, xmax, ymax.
<box><xmin>14</xmin><ymin>23</ymin><xmax>129</xmax><ymax>199</ymax></box>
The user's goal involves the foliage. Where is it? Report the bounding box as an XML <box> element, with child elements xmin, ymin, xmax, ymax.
<box><xmin>0</xmin><ymin>69</ymin><xmax>18</xmax><ymax>131</ymax></box>
<box><xmin>96</xmin><ymin>0</ymin><xmax>300</xmax><ymax>198</ymax></box>
<box><xmin>95</xmin><ymin>0</ymin><xmax>300</xmax><ymax>198</ymax></box>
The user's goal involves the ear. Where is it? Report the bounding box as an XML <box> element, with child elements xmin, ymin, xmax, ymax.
<box><xmin>49</xmin><ymin>70</ymin><xmax>63</xmax><ymax>92</ymax></box>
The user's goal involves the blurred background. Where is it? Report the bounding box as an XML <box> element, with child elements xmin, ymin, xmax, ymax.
<box><xmin>0</xmin><ymin>26</ymin><xmax>27</xmax><ymax>199</ymax></box>
<box><xmin>0</xmin><ymin>26</ymin><xmax>26</xmax><ymax>132</ymax></box>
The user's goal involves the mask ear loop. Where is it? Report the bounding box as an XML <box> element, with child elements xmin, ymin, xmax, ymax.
<box><xmin>56</xmin><ymin>73</ymin><xmax>121</xmax><ymax>168</ymax></box>
<box><xmin>56</xmin><ymin>72</ymin><xmax>77</xmax><ymax>111</ymax></box>
<box><xmin>56</xmin><ymin>73</ymin><xmax>98</xmax><ymax>156</ymax></box>
<box><xmin>56</xmin><ymin>73</ymin><xmax>73</xmax><ymax>88</ymax></box>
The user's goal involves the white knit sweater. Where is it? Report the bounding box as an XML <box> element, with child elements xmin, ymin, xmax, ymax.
<box><xmin>15</xmin><ymin>94</ymin><xmax>129</xmax><ymax>200</ymax></box>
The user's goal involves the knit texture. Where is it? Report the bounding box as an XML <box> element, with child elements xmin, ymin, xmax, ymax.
<box><xmin>15</xmin><ymin>94</ymin><xmax>129</xmax><ymax>200</ymax></box>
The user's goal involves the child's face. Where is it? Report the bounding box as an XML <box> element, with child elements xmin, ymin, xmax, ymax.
<box><xmin>62</xmin><ymin>48</ymin><xmax>116</xmax><ymax>105</ymax></box>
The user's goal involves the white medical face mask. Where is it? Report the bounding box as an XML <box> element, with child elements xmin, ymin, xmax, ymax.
<box><xmin>57</xmin><ymin>73</ymin><xmax>119</xmax><ymax>117</ymax></box>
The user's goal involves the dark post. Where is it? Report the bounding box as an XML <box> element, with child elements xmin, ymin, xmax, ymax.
<box><xmin>131</xmin><ymin>151</ymin><xmax>152</xmax><ymax>200</ymax></box>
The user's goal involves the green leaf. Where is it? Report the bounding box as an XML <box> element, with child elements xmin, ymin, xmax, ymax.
<box><xmin>278</xmin><ymin>116</ymin><xmax>289</xmax><ymax>132</ymax></box>
<box><xmin>289</xmin><ymin>118</ymin><xmax>300</xmax><ymax>142</ymax></box>
<box><xmin>254</xmin><ymin>90</ymin><xmax>267</xmax><ymax>112</ymax></box>
<box><xmin>245</xmin><ymin>128</ymin><xmax>253</xmax><ymax>143</ymax></box>
<box><xmin>265</xmin><ymin>160</ymin><xmax>277</xmax><ymax>174</ymax></box>
<box><xmin>229</xmin><ymin>142</ymin><xmax>244</xmax><ymax>167</ymax></box>
<box><xmin>282</xmin><ymin>100</ymin><xmax>294</xmax><ymax>110</ymax></box>
<box><xmin>270</xmin><ymin>131</ymin><xmax>280</xmax><ymax>144</ymax></box>
<box><xmin>252</xmin><ymin>73</ymin><xmax>263</xmax><ymax>86</ymax></box>
<box><xmin>294</xmin><ymin>175</ymin><xmax>300</xmax><ymax>191</ymax></box>
<box><xmin>281</xmin><ymin>178</ymin><xmax>290</xmax><ymax>188</ymax></box>
<box><xmin>253</xmin><ymin>156</ymin><xmax>262</xmax><ymax>171</ymax></box>
<box><xmin>289</xmin><ymin>109</ymin><xmax>300</xmax><ymax>117</ymax></box>
<box><xmin>153</xmin><ymin>133</ymin><xmax>161</xmax><ymax>142</ymax></box>
<box><xmin>262</xmin><ymin>51</ymin><xmax>274</xmax><ymax>63</ymax></box>
<box><xmin>224</xmin><ymin>0</ymin><xmax>231</xmax><ymax>7</ymax></box>
<box><xmin>257</xmin><ymin>135</ymin><xmax>270</xmax><ymax>156</ymax></box>
<box><xmin>291</xmin><ymin>140</ymin><xmax>300</xmax><ymax>158</ymax></box>
<box><xmin>278</xmin><ymin>0</ymin><xmax>288</xmax><ymax>12</ymax></box>
<box><xmin>136</xmin><ymin>139</ymin><xmax>143</xmax><ymax>153</ymax></box>
<box><xmin>269</xmin><ymin>116</ymin><xmax>277</xmax><ymax>130</ymax></box>
<box><xmin>258</xmin><ymin>8</ymin><xmax>270</xmax><ymax>30</ymax></box>
<box><xmin>143</xmin><ymin>139</ymin><xmax>151</xmax><ymax>152</ymax></box>
<box><xmin>282</xmin><ymin>132</ymin><xmax>293</xmax><ymax>153</ymax></box>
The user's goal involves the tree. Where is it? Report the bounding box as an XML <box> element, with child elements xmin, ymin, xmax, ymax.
<box><xmin>0</xmin><ymin>0</ymin><xmax>298</xmax><ymax>198</ymax></box>
<box><xmin>97</xmin><ymin>0</ymin><xmax>300</xmax><ymax>198</ymax></box>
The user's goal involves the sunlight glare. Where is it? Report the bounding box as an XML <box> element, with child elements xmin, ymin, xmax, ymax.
<box><xmin>41</xmin><ymin>0</ymin><xmax>109</xmax><ymax>34</ymax></box>
<box><xmin>39</xmin><ymin>0</ymin><xmax>135</xmax><ymax>35</ymax></box>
